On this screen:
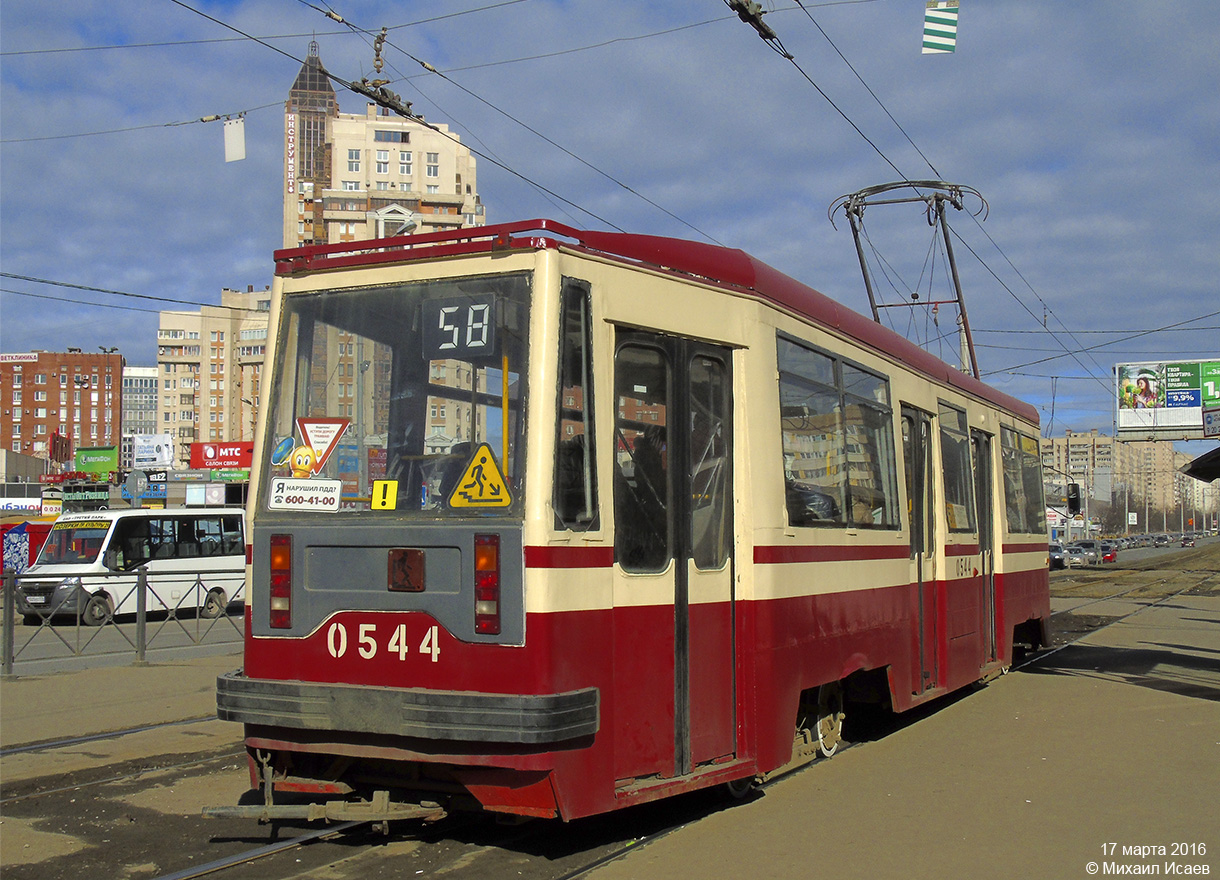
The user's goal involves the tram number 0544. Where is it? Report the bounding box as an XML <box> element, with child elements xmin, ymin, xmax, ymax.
<box><xmin>326</xmin><ymin>622</ymin><xmax>441</xmax><ymax>663</ymax></box>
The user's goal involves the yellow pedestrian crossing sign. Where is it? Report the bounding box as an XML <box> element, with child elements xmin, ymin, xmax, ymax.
<box><xmin>447</xmin><ymin>443</ymin><xmax>512</xmax><ymax>508</ymax></box>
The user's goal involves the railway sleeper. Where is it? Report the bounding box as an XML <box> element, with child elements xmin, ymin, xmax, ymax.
<box><xmin>202</xmin><ymin>788</ymin><xmax>447</xmax><ymax>825</ymax></box>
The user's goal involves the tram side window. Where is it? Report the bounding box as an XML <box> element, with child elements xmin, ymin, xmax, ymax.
<box><xmin>777</xmin><ymin>336</ymin><xmax>899</xmax><ymax>528</ymax></box>
<box><xmin>554</xmin><ymin>281</ymin><xmax>598</xmax><ymax>530</ymax></box>
<box><xmin>614</xmin><ymin>344</ymin><xmax>670</xmax><ymax>572</ymax></box>
<box><xmin>841</xmin><ymin>364</ymin><xmax>900</xmax><ymax>527</ymax></box>
<box><xmin>1000</xmin><ymin>427</ymin><xmax>1046</xmax><ymax>534</ymax></box>
<box><xmin>690</xmin><ymin>354</ymin><xmax>731</xmax><ymax>569</ymax></box>
<box><xmin>938</xmin><ymin>403</ymin><xmax>977</xmax><ymax>533</ymax></box>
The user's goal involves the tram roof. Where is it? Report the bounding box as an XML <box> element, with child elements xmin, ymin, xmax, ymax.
<box><xmin>274</xmin><ymin>219</ymin><xmax>1038</xmax><ymax>425</ymax></box>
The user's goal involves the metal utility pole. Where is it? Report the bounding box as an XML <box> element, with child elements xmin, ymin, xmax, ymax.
<box><xmin>830</xmin><ymin>181</ymin><xmax>985</xmax><ymax>379</ymax></box>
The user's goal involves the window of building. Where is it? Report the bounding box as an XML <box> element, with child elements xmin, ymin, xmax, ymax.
<box><xmin>426</xmin><ymin>152</ymin><xmax>439</xmax><ymax>178</ymax></box>
<box><xmin>426</xmin><ymin>185</ymin><xmax>440</xmax><ymax>194</ymax></box>
<box><xmin>400</xmin><ymin>152</ymin><xmax>412</xmax><ymax>175</ymax></box>
<box><xmin>376</xmin><ymin>150</ymin><xmax>389</xmax><ymax>173</ymax></box>
<box><xmin>342</xmin><ymin>180</ymin><xmax>360</xmax><ymax>191</ymax></box>
<box><xmin>374</xmin><ymin>130</ymin><xmax>408</xmax><ymax>143</ymax></box>
<box><xmin>376</xmin><ymin>181</ymin><xmax>389</xmax><ymax>190</ymax></box>
<box><xmin>347</xmin><ymin>148</ymin><xmax>361</xmax><ymax>172</ymax></box>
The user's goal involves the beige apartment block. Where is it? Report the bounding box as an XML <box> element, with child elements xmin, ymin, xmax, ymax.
<box><xmin>1041</xmin><ymin>428</ymin><xmax>1216</xmax><ymax>527</ymax></box>
<box><xmin>156</xmin><ymin>287</ymin><xmax>269</xmax><ymax>468</ymax></box>
<box><xmin>283</xmin><ymin>41</ymin><xmax>484</xmax><ymax>250</ymax></box>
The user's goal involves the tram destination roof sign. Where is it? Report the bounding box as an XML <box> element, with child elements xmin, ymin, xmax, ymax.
<box><xmin>1116</xmin><ymin>359</ymin><xmax>1220</xmax><ymax>439</ymax></box>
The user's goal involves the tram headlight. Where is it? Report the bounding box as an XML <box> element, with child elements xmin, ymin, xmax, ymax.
<box><xmin>474</xmin><ymin>534</ymin><xmax>501</xmax><ymax>635</ymax></box>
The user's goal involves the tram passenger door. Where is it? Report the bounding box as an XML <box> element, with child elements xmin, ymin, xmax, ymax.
<box><xmin>971</xmin><ymin>430</ymin><xmax>997</xmax><ymax>665</ymax></box>
<box><xmin>902</xmin><ymin>407</ymin><xmax>938</xmax><ymax>693</ymax></box>
<box><xmin>612</xmin><ymin>331</ymin><xmax>736</xmax><ymax>782</ymax></box>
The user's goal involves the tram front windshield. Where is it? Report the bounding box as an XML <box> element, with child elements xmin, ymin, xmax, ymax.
<box><xmin>261</xmin><ymin>273</ymin><xmax>530</xmax><ymax>516</ymax></box>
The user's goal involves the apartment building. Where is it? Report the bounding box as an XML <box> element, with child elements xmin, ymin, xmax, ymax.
<box><xmin>1</xmin><ymin>350</ymin><xmax>124</xmax><ymax>463</ymax></box>
<box><xmin>283</xmin><ymin>41</ymin><xmax>484</xmax><ymax>250</ymax></box>
<box><xmin>156</xmin><ymin>287</ymin><xmax>269</xmax><ymax>468</ymax></box>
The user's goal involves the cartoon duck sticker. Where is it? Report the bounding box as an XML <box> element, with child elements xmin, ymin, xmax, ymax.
<box><xmin>290</xmin><ymin>445</ymin><xmax>319</xmax><ymax>478</ymax></box>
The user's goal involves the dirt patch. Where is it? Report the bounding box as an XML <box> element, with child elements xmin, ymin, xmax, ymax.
<box><xmin>0</xmin><ymin>816</ymin><xmax>88</xmax><ymax>866</ymax></box>
<box><xmin>117</xmin><ymin>760</ymin><xmax>251</xmax><ymax>815</ymax></box>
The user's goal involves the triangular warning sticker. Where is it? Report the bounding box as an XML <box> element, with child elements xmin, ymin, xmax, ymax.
<box><xmin>296</xmin><ymin>417</ymin><xmax>350</xmax><ymax>474</ymax></box>
<box><xmin>447</xmin><ymin>443</ymin><xmax>512</xmax><ymax>508</ymax></box>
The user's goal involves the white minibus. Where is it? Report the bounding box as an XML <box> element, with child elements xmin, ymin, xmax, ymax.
<box><xmin>15</xmin><ymin>508</ymin><xmax>245</xmax><ymax>625</ymax></box>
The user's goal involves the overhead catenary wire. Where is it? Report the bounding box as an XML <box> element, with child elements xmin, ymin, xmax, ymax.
<box><xmin>166</xmin><ymin>0</ymin><xmax>627</xmax><ymax>232</ymax></box>
<box><xmin>0</xmin><ymin>0</ymin><xmax>533</xmax><ymax>56</ymax></box>
<box><xmin>0</xmin><ymin>102</ymin><xmax>281</xmax><ymax>144</ymax></box>
<box><xmin>296</xmin><ymin>1</ymin><xmax>724</xmax><ymax>243</ymax></box>
<box><xmin>0</xmin><ymin>273</ymin><xmax>266</xmax><ymax>313</ymax></box>
<box><xmin>725</xmin><ymin>1</ymin><xmax>1149</xmax><ymax>400</ymax></box>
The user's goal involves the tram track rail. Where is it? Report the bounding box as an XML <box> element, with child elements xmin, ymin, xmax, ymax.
<box><xmin>1047</xmin><ymin>571</ymin><xmax>1185</xmax><ymax>618</ymax></box>
<box><xmin>1017</xmin><ymin>570</ymin><xmax>1218</xmax><ymax>672</ymax></box>
<box><xmin>0</xmin><ymin>714</ymin><xmax>217</xmax><ymax>759</ymax></box>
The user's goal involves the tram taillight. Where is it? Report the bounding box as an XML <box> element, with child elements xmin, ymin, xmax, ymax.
<box><xmin>269</xmin><ymin>534</ymin><xmax>292</xmax><ymax>629</ymax></box>
<box><xmin>474</xmin><ymin>534</ymin><xmax>501</xmax><ymax>635</ymax></box>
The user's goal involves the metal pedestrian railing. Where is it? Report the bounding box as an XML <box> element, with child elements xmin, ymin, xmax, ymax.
<box><xmin>2</xmin><ymin>567</ymin><xmax>244</xmax><ymax>675</ymax></box>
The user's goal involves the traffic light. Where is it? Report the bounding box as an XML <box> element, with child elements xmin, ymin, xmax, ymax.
<box><xmin>1067</xmin><ymin>483</ymin><xmax>1081</xmax><ymax>515</ymax></box>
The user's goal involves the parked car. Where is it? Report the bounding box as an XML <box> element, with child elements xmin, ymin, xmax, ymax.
<box><xmin>1181</xmin><ymin>534</ymin><xmax>1196</xmax><ymax>547</ymax></box>
<box><xmin>1154</xmin><ymin>534</ymin><xmax>1171</xmax><ymax>548</ymax></box>
<box><xmin>1048</xmin><ymin>543</ymin><xmax>1066</xmax><ymax>570</ymax></box>
<box><xmin>1065</xmin><ymin>546</ymin><xmax>1087</xmax><ymax>567</ymax></box>
<box><xmin>1100</xmin><ymin>542</ymin><xmax>1117</xmax><ymax>564</ymax></box>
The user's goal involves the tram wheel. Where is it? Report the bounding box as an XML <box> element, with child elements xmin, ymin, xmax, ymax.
<box><xmin>81</xmin><ymin>593</ymin><xmax>113</xmax><ymax>627</ymax></box>
<box><xmin>816</xmin><ymin>681</ymin><xmax>845</xmax><ymax>758</ymax></box>
<box><xmin>201</xmin><ymin>589</ymin><xmax>228</xmax><ymax>619</ymax></box>
<box><xmin>725</xmin><ymin>776</ymin><xmax>755</xmax><ymax>800</ymax></box>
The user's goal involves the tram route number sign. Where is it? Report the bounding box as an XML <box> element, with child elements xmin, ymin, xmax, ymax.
<box><xmin>269</xmin><ymin>477</ymin><xmax>342</xmax><ymax>512</ymax></box>
<box><xmin>422</xmin><ymin>294</ymin><xmax>497</xmax><ymax>360</ymax></box>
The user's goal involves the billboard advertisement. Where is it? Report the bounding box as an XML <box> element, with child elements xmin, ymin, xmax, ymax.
<box><xmin>190</xmin><ymin>441</ymin><xmax>255</xmax><ymax>469</ymax></box>
<box><xmin>1116</xmin><ymin>360</ymin><xmax>1220</xmax><ymax>438</ymax></box>
<box><xmin>132</xmin><ymin>434</ymin><xmax>175</xmax><ymax>469</ymax></box>
<box><xmin>75</xmin><ymin>445</ymin><xmax>119</xmax><ymax>476</ymax></box>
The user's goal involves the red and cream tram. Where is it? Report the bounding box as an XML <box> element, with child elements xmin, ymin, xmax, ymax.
<box><xmin>215</xmin><ymin>219</ymin><xmax>1050</xmax><ymax>823</ymax></box>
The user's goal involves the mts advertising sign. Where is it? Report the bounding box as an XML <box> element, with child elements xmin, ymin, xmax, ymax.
<box><xmin>190</xmin><ymin>442</ymin><xmax>254</xmax><ymax>469</ymax></box>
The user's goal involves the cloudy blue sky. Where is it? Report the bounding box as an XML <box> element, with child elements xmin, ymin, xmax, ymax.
<box><xmin>1</xmin><ymin>0</ymin><xmax>1217</xmax><ymax>453</ymax></box>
